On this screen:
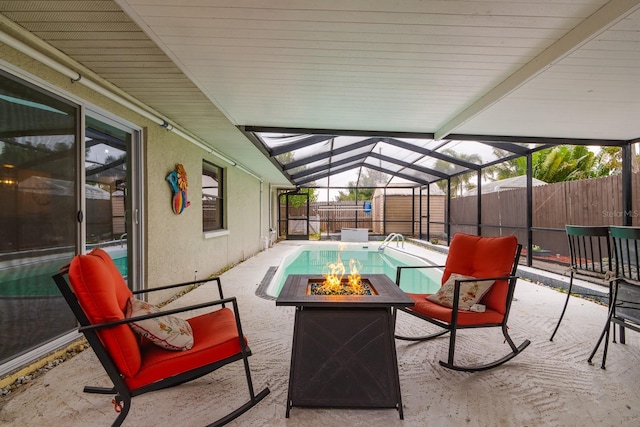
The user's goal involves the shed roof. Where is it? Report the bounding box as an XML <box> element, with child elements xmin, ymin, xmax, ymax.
<box><xmin>466</xmin><ymin>175</ymin><xmax>547</xmax><ymax>195</ymax></box>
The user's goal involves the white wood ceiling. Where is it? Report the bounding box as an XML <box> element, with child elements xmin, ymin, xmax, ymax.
<box><xmin>2</xmin><ymin>0</ymin><xmax>640</xmax><ymax>183</ymax></box>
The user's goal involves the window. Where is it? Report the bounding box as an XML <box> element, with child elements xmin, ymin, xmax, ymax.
<box><xmin>202</xmin><ymin>161</ymin><xmax>223</xmax><ymax>231</ymax></box>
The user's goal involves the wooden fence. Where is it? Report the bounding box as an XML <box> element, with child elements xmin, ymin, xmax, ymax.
<box><xmin>449</xmin><ymin>173</ymin><xmax>637</xmax><ymax>257</ymax></box>
<box><xmin>279</xmin><ymin>173</ymin><xmax>638</xmax><ymax>252</ymax></box>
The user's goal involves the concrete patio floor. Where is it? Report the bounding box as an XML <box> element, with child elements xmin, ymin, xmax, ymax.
<box><xmin>1</xmin><ymin>241</ymin><xmax>639</xmax><ymax>426</ymax></box>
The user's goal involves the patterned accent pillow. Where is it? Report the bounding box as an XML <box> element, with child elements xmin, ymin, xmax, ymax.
<box><xmin>125</xmin><ymin>297</ymin><xmax>194</xmax><ymax>351</ymax></box>
<box><xmin>426</xmin><ymin>273</ymin><xmax>495</xmax><ymax>311</ymax></box>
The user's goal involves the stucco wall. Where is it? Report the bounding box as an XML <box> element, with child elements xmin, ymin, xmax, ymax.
<box><xmin>145</xmin><ymin>128</ymin><xmax>266</xmax><ymax>302</ymax></box>
<box><xmin>1</xmin><ymin>42</ymin><xmax>272</xmax><ymax>304</ymax></box>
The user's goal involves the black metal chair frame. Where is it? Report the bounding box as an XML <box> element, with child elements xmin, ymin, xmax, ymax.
<box><xmin>588</xmin><ymin>226</ymin><xmax>640</xmax><ymax>369</ymax></box>
<box><xmin>394</xmin><ymin>244</ymin><xmax>530</xmax><ymax>372</ymax></box>
<box><xmin>549</xmin><ymin>225</ymin><xmax>612</xmax><ymax>341</ymax></box>
<box><xmin>53</xmin><ymin>270</ymin><xmax>270</xmax><ymax>427</ymax></box>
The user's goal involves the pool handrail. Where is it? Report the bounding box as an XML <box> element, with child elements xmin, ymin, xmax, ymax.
<box><xmin>379</xmin><ymin>233</ymin><xmax>405</xmax><ymax>251</ymax></box>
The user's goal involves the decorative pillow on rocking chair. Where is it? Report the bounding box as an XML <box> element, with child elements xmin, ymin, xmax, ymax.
<box><xmin>426</xmin><ymin>273</ymin><xmax>495</xmax><ymax>311</ymax></box>
<box><xmin>125</xmin><ymin>297</ymin><xmax>194</xmax><ymax>351</ymax></box>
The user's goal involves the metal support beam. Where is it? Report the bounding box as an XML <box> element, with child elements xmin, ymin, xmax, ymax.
<box><xmin>446</xmin><ymin>178</ymin><xmax>452</xmax><ymax>245</ymax></box>
<box><xmin>419</xmin><ymin>186</ymin><xmax>424</xmax><ymax>239</ymax></box>
<box><xmin>427</xmin><ymin>185</ymin><xmax>431</xmax><ymax>241</ymax></box>
<box><xmin>383</xmin><ymin>187</ymin><xmax>387</xmax><ymax>236</ymax></box>
<box><xmin>622</xmin><ymin>143</ymin><xmax>633</xmax><ymax>226</ymax></box>
<box><xmin>412</xmin><ymin>187</ymin><xmax>416</xmax><ymax>237</ymax></box>
<box><xmin>526</xmin><ymin>154</ymin><xmax>533</xmax><ymax>267</ymax></box>
<box><xmin>477</xmin><ymin>170</ymin><xmax>482</xmax><ymax>236</ymax></box>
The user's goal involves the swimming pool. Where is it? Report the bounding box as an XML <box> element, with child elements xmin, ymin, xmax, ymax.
<box><xmin>0</xmin><ymin>246</ymin><xmax>128</xmax><ymax>297</ymax></box>
<box><xmin>266</xmin><ymin>243</ymin><xmax>442</xmax><ymax>297</ymax></box>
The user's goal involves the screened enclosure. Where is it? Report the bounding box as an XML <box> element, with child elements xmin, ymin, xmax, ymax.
<box><xmin>247</xmin><ymin>128</ymin><xmax>639</xmax><ymax>273</ymax></box>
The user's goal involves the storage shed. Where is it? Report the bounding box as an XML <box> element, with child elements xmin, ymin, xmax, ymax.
<box><xmin>372</xmin><ymin>185</ymin><xmax>445</xmax><ymax>238</ymax></box>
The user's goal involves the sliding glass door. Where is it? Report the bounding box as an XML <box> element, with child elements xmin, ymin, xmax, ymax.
<box><xmin>84</xmin><ymin>115</ymin><xmax>141</xmax><ymax>286</ymax></box>
<box><xmin>0</xmin><ymin>71</ymin><xmax>143</xmax><ymax>369</ymax></box>
<box><xmin>0</xmin><ymin>71</ymin><xmax>79</xmax><ymax>364</ymax></box>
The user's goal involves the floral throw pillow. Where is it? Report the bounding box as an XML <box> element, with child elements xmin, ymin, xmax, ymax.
<box><xmin>426</xmin><ymin>273</ymin><xmax>495</xmax><ymax>311</ymax></box>
<box><xmin>125</xmin><ymin>297</ymin><xmax>194</xmax><ymax>351</ymax></box>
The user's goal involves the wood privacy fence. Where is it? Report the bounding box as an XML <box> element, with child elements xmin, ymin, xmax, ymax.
<box><xmin>450</xmin><ymin>173</ymin><xmax>637</xmax><ymax>257</ymax></box>
<box><xmin>280</xmin><ymin>173</ymin><xmax>637</xmax><ymax>253</ymax></box>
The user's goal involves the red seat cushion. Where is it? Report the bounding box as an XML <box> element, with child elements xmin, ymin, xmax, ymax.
<box><xmin>68</xmin><ymin>249</ymin><xmax>248</xmax><ymax>391</ymax></box>
<box><xmin>403</xmin><ymin>233</ymin><xmax>518</xmax><ymax>325</ymax></box>
<box><xmin>442</xmin><ymin>233</ymin><xmax>518</xmax><ymax>315</ymax></box>
<box><xmin>68</xmin><ymin>250</ymin><xmax>141</xmax><ymax>378</ymax></box>
<box><xmin>125</xmin><ymin>307</ymin><xmax>246</xmax><ymax>390</ymax></box>
<box><xmin>405</xmin><ymin>293</ymin><xmax>504</xmax><ymax>325</ymax></box>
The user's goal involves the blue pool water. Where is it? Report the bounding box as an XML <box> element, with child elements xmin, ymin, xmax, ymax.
<box><xmin>0</xmin><ymin>247</ymin><xmax>128</xmax><ymax>297</ymax></box>
<box><xmin>267</xmin><ymin>244</ymin><xmax>442</xmax><ymax>297</ymax></box>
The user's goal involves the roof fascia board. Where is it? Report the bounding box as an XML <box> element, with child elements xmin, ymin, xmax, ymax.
<box><xmin>449</xmin><ymin>133</ymin><xmax>627</xmax><ymax>147</ymax></box>
<box><xmin>243</xmin><ymin>125</ymin><xmax>435</xmax><ymax>140</ymax></box>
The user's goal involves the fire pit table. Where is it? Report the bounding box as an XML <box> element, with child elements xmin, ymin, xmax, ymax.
<box><xmin>276</xmin><ymin>274</ymin><xmax>414</xmax><ymax>419</ymax></box>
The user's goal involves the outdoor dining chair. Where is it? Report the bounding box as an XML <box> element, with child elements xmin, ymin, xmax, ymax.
<box><xmin>588</xmin><ymin>226</ymin><xmax>640</xmax><ymax>369</ymax></box>
<box><xmin>394</xmin><ymin>233</ymin><xmax>530</xmax><ymax>372</ymax></box>
<box><xmin>549</xmin><ymin>225</ymin><xmax>612</xmax><ymax>341</ymax></box>
<box><xmin>52</xmin><ymin>248</ymin><xmax>269</xmax><ymax>427</ymax></box>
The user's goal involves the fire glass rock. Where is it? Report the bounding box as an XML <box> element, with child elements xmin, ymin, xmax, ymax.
<box><xmin>309</xmin><ymin>281</ymin><xmax>373</xmax><ymax>296</ymax></box>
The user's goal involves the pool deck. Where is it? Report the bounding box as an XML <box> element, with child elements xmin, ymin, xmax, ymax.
<box><xmin>1</xmin><ymin>240</ymin><xmax>639</xmax><ymax>426</ymax></box>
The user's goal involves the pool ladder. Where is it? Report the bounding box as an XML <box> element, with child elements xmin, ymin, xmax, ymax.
<box><xmin>379</xmin><ymin>233</ymin><xmax>404</xmax><ymax>252</ymax></box>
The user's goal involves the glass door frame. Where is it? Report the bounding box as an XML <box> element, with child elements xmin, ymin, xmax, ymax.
<box><xmin>0</xmin><ymin>61</ymin><xmax>145</xmax><ymax>375</ymax></box>
<box><xmin>285</xmin><ymin>191</ymin><xmax>309</xmax><ymax>240</ymax></box>
<box><xmin>82</xmin><ymin>106</ymin><xmax>144</xmax><ymax>292</ymax></box>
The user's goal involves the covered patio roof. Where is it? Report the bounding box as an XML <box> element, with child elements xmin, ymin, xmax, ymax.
<box><xmin>2</xmin><ymin>1</ymin><xmax>640</xmax><ymax>186</ymax></box>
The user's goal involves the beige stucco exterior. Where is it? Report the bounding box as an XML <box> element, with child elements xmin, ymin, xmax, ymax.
<box><xmin>143</xmin><ymin>125</ymin><xmax>270</xmax><ymax>302</ymax></box>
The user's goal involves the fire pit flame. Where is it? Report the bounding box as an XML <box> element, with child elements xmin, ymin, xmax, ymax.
<box><xmin>347</xmin><ymin>259</ymin><xmax>365</xmax><ymax>294</ymax></box>
<box><xmin>314</xmin><ymin>253</ymin><xmax>369</xmax><ymax>296</ymax></box>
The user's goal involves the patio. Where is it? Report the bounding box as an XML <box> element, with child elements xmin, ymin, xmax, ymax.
<box><xmin>1</xmin><ymin>241</ymin><xmax>638</xmax><ymax>426</ymax></box>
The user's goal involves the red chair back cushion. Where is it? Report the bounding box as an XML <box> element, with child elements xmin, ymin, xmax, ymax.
<box><xmin>443</xmin><ymin>233</ymin><xmax>518</xmax><ymax>314</ymax></box>
<box><xmin>68</xmin><ymin>249</ymin><xmax>141</xmax><ymax>377</ymax></box>
<box><xmin>90</xmin><ymin>248</ymin><xmax>132</xmax><ymax>309</ymax></box>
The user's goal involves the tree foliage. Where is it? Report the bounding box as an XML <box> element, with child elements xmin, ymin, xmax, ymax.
<box><xmin>334</xmin><ymin>168</ymin><xmax>388</xmax><ymax>201</ymax></box>
<box><xmin>434</xmin><ymin>149</ymin><xmax>485</xmax><ymax>197</ymax></box>
<box><xmin>491</xmin><ymin>145</ymin><xmax>623</xmax><ymax>184</ymax></box>
<box><xmin>594</xmin><ymin>146</ymin><xmax>623</xmax><ymax>176</ymax></box>
<box><xmin>283</xmin><ymin>187</ymin><xmax>317</xmax><ymax>208</ymax></box>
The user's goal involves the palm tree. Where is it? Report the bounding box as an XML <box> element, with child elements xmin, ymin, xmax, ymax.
<box><xmin>334</xmin><ymin>168</ymin><xmax>388</xmax><ymax>201</ymax></box>
<box><xmin>594</xmin><ymin>146</ymin><xmax>623</xmax><ymax>176</ymax></box>
<box><xmin>434</xmin><ymin>149</ymin><xmax>482</xmax><ymax>197</ymax></box>
<box><xmin>489</xmin><ymin>145</ymin><xmax>619</xmax><ymax>184</ymax></box>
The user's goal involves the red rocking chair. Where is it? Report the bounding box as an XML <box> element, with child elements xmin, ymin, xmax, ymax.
<box><xmin>394</xmin><ymin>233</ymin><xmax>530</xmax><ymax>372</ymax></box>
<box><xmin>53</xmin><ymin>248</ymin><xmax>269</xmax><ymax>426</ymax></box>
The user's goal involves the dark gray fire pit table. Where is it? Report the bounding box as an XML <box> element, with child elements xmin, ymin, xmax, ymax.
<box><xmin>276</xmin><ymin>274</ymin><xmax>414</xmax><ymax>419</ymax></box>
